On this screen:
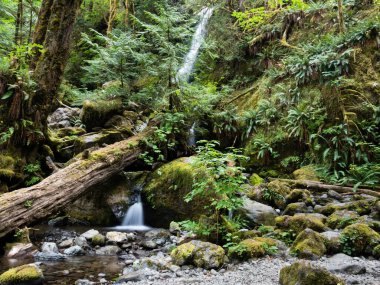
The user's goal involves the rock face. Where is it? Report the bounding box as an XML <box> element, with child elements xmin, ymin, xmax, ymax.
<box><xmin>171</xmin><ymin>240</ymin><xmax>225</xmax><ymax>269</ymax></box>
<box><xmin>290</xmin><ymin>229</ymin><xmax>326</xmax><ymax>260</ymax></box>
<box><xmin>0</xmin><ymin>263</ymin><xmax>44</xmax><ymax>285</ymax></box>
<box><xmin>144</xmin><ymin>157</ymin><xmax>210</xmax><ymax>227</ymax></box>
<box><xmin>241</xmin><ymin>198</ymin><xmax>278</xmax><ymax>226</ymax></box>
<box><xmin>279</xmin><ymin>261</ymin><xmax>345</xmax><ymax>285</ymax></box>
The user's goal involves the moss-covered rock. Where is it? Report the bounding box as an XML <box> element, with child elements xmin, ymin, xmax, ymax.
<box><xmin>229</xmin><ymin>237</ymin><xmax>279</xmax><ymax>259</ymax></box>
<box><xmin>0</xmin><ymin>154</ymin><xmax>16</xmax><ymax>180</ymax></box>
<box><xmin>91</xmin><ymin>234</ymin><xmax>106</xmax><ymax>246</ymax></box>
<box><xmin>327</xmin><ymin>210</ymin><xmax>360</xmax><ymax>229</ymax></box>
<box><xmin>373</xmin><ymin>244</ymin><xmax>380</xmax><ymax>259</ymax></box>
<box><xmin>315</xmin><ymin>200</ymin><xmax>373</xmax><ymax>216</ymax></box>
<box><xmin>171</xmin><ymin>240</ymin><xmax>225</xmax><ymax>269</ymax></box>
<box><xmin>266</xmin><ymin>180</ymin><xmax>291</xmax><ymax>209</ymax></box>
<box><xmin>291</xmin><ymin>229</ymin><xmax>327</xmax><ymax>259</ymax></box>
<box><xmin>321</xmin><ymin>231</ymin><xmax>342</xmax><ymax>254</ymax></box>
<box><xmin>285</xmin><ymin>189</ymin><xmax>312</xmax><ymax>205</ymax></box>
<box><xmin>0</xmin><ymin>263</ymin><xmax>44</xmax><ymax>285</ymax></box>
<box><xmin>249</xmin><ymin>173</ymin><xmax>264</xmax><ymax>185</ymax></box>
<box><xmin>283</xmin><ymin>202</ymin><xmax>308</xmax><ymax>216</ymax></box>
<box><xmin>279</xmin><ymin>261</ymin><xmax>345</xmax><ymax>285</ymax></box>
<box><xmin>144</xmin><ymin>157</ymin><xmax>211</xmax><ymax>226</ymax></box>
<box><xmin>340</xmin><ymin>223</ymin><xmax>380</xmax><ymax>256</ymax></box>
<box><xmin>275</xmin><ymin>213</ymin><xmax>327</xmax><ymax>234</ymax></box>
<box><xmin>240</xmin><ymin>198</ymin><xmax>278</xmax><ymax>226</ymax></box>
<box><xmin>80</xmin><ymin>99</ymin><xmax>123</xmax><ymax>131</ymax></box>
<box><xmin>292</xmin><ymin>166</ymin><xmax>319</xmax><ymax>181</ymax></box>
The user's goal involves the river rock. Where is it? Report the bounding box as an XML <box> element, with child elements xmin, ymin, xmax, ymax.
<box><xmin>321</xmin><ymin>231</ymin><xmax>341</xmax><ymax>253</ymax></box>
<box><xmin>6</xmin><ymin>243</ymin><xmax>36</xmax><ymax>258</ymax></box>
<box><xmin>141</xmin><ymin>240</ymin><xmax>157</xmax><ymax>249</ymax></box>
<box><xmin>241</xmin><ymin>198</ymin><xmax>278</xmax><ymax>226</ymax></box>
<box><xmin>325</xmin><ymin>253</ymin><xmax>366</xmax><ymax>275</ymax></box>
<box><xmin>279</xmin><ymin>261</ymin><xmax>345</xmax><ymax>285</ymax></box>
<box><xmin>106</xmin><ymin>232</ymin><xmax>128</xmax><ymax>244</ymax></box>
<box><xmin>75</xmin><ymin>279</ymin><xmax>95</xmax><ymax>285</ymax></box>
<box><xmin>81</xmin><ymin>229</ymin><xmax>100</xmax><ymax>240</ymax></box>
<box><xmin>290</xmin><ymin>228</ymin><xmax>327</xmax><ymax>260</ymax></box>
<box><xmin>59</xmin><ymin>239</ymin><xmax>74</xmax><ymax>248</ymax></box>
<box><xmin>169</xmin><ymin>221</ymin><xmax>181</xmax><ymax>234</ymax></box>
<box><xmin>95</xmin><ymin>245</ymin><xmax>121</xmax><ymax>255</ymax></box>
<box><xmin>34</xmin><ymin>251</ymin><xmax>66</xmax><ymax>261</ymax></box>
<box><xmin>64</xmin><ymin>245</ymin><xmax>85</xmax><ymax>256</ymax></box>
<box><xmin>0</xmin><ymin>263</ymin><xmax>44</xmax><ymax>285</ymax></box>
<box><xmin>115</xmin><ymin>272</ymin><xmax>142</xmax><ymax>283</ymax></box>
<box><xmin>74</xmin><ymin>237</ymin><xmax>89</xmax><ymax>249</ymax></box>
<box><xmin>41</xmin><ymin>242</ymin><xmax>59</xmax><ymax>254</ymax></box>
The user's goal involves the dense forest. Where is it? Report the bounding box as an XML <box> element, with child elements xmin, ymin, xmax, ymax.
<box><xmin>0</xmin><ymin>0</ymin><xmax>379</xmax><ymax>284</ymax></box>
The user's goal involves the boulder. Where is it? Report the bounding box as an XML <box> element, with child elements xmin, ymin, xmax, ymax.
<box><xmin>230</xmin><ymin>237</ymin><xmax>279</xmax><ymax>259</ymax></box>
<box><xmin>325</xmin><ymin>253</ymin><xmax>366</xmax><ymax>275</ymax></box>
<box><xmin>290</xmin><ymin>229</ymin><xmax>326</xmax><ymax>260</ymax></box>
<box><xmin>340</xmin><ymin>223</ymin><xmax>380</xmax><ymax>256</ymax></box>
<box><xmin>58</xmin><ymin>239</ymin><xmax>74</xmax><ymax>249</ymax></box>
<box><xmin>275</xmin><ymin>213</ymin><xmax>327</xmax><ymax>234</ymax></box>
<box><xmin>285</xmin><ymin>189</ymin><xmax>312</xmax><ymax>204</ymax></box>
<box><xmin>327</xmin><ymin>210</ymin><xmax>359</xmax><ymax>229</ymax></box>
<box><xmin>41</xmin><ymin>242</ymin><xmax>59</xmax><ymax>254</ymax></box>
<box><xmin>74</xmin><ymin>237</ymin><xmax>89</xmax><ymax>249</ymax></box>
<box><xmin>321</xmin><ymin>231</ymin><xmax>341</xmax><ymax>253</ymax></box>
<box><xmin>279</xmin><ymin>261</ymin><xmax>345</xmax><ymax>285</ymax></box>
<box><xmin>33</xmin><ymin>251</ymin><xmax>66</xmax><ymax>261</ymax></box>
<box><xmin>81</xmin><ymin>229</ymin><xmax>100</xmax><ymax>240</ymax></box>
<box><xmin>241</xmin><ymin>198</ymin><xmax>278</xmax><ymax>226</ymax></box>
<box><xmin>169</xmin><ymin>221</ymin><xmax>181</xmax><ymax>234</ymax></box>
<box><xmin>283</xmin><ymin>202</ymin><xmax>309</xmax><ymax>215</ymax></box>
<box><xmin>106</xmin><ymin>232</ymin><xmax>127</xmax><ymax>244</ymax></box>
<box><xmin>95</xmin><ymin>245</ymin><xmax>121</xmax><ymax>255</ymax></box>
<box><xmin>48</xmin><ymin>107</ymin><xmax>81</xmax><ymax>129</ymax></box>
<box><xmin>64</xmin><ymin>246</ymin><xmax>84</xmax><ymax>256</ymax></box>
<box><xmin>265</xmin><ymin>180</ymin><xmax>291</xmax><ymax>209</ymax></box>
<box><xmin>171</xmin><ymin>240</ymin><xmax>225</xmax><ymax>269</ymax></box>
<box><xmin>316</xmin><ymin>200</ymin><xmax>373</xmax><ymax>216</ymax></box>
<box><xmin>6</xmin><ymin>243</ymin><xmax>36</xmax><ymax>258</ymax></box>
<box><xmin>0</xmin><ymin>263</ymin><xmax>44</xmax><ymax>285</ymax></box>
<box><xmin>292</xmin><ymin>166</ymin><xmax>319</xmax><ymax>181</ymax></box>
<box><xmin>91</xmin><ymin>234</ymin><xmax>106</xmax><ymax>246</ymax></box>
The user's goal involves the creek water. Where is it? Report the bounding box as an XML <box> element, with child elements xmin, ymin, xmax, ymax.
<box><xmin>176</xmin><ymin>7</ymin><xmax>214</xmax><ymax>83</ymax></box>
<box><xmin>115</xmin><ymin>193</ymin><xmax>150</xmax><ymax>231</ymax></box>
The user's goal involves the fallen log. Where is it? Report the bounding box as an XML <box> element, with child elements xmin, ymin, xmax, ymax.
<box><xmin>0</xmin><ymin>128</ymin><xmax>153</xmax><ymax>238</ymax></box>
<box><xmin>269</xmin><ymin>178</ymin><xmax>380</xmax><ymax>198</ymax></box>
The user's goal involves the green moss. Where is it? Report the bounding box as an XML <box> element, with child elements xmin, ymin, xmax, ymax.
<box><xmin>285</xmin><ymin>189</ymin><xmax>312</xmax><ymax>204</ymax></box>
<box><xmin>81</xmin><ymin>99</ymin><xmax>122</xmax><ymax>130</ymax></box>
<box><xmin>291</xmin><ymin>229</ymin><xmax>327</xmax><ymax>259</ymax></box>
<box><xmin>279</xmin><ymin>261</ymin><xmax>345</xmax><ymax>285</ymax></box>
<box><xmin>0</xmin><ymin>154</ymin><xmax>16</xmax><ymax>179</ymax></box>
<box><xmin>92</xmin><ymin>234</ymin><xmax>106</xmax><ymax>246</ymax></box>
<box><xmin>292</xmin><ymin>166</ymin><xmax>319</xmax><ymax>181</ymax></box>
<box><xmin>316</xmin><ymin>200</ymin><xmax>374</xmax><ymax>216</ymax></box>
<box><xmin>283</xmin><ymin>202</ymin><xmax>307</xmax><ymax>215</ymax></box>
<box><xmin>327</xmin><ymin>210</ymin><xmax>359</xmax><ymax>229</ymax></box>
<box><xmin>0</xmin><ymin>264</ymin><xmax>44</xmax><ymax>284</ymax></box>
<box><xmin>171</xmin><ymin>242</ymin><xmax>197</xmax><ymax>266</ymax></box>
<box><xmin>238</xmin><ymin>239</ymin><xmax>266</xmax><ymax>258</ymax></box>
<box><xmin>373</xmin><ymin>244</ymin><xmax>380</xmax><ymax>259</ymax></box>
<box><xmin>249</xmin><ymin>173</ymin><xmax>264</xmax><ymax>185</ymax></box>
<box><xmin>275</xmin><ymin>214</ymin><xmax>326</xmax><ymax>234</ymax></box>
<box><xmin>340</xmin><ymin>223</ymin><xmax>380</xmax><ymax>256</ymax></box>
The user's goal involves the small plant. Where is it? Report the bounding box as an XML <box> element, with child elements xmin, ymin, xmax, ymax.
<box><xmin>24</xmin><ymin>200</ymin><xmax>33</xmax><ymax>208</ymax></box>
<box><xmin>23</xmin><ymin>162</ymin><xmax>42</xmax><ymax>186</ymax></box>
<box><xmin>262</xmin><ymin>242</ymin><xmax>278</xmax><ymax>255</ymax></box>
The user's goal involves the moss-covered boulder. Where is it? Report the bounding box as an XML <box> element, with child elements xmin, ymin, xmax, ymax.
<box><xmin>340</xmin><ymin>223</ymin><xmax>380</xmax><ymax>256</ymax></box>
<box><xmin>0</xmin><ymin>154</ymin><xmax>16</xmax><ymax>180</ymax></box>
<box><xmin>249</xmin><ymin>173</ymin><xmax>264</xmax><ymax>185</ymax></box>
<box><xmin>279</xmin><ymin>261</ymin><xmax>345</xmax><ymax>285</ymax></box>
<box><xmin>292</xmin><ymin>165</ymin><xmax>319</xmax><ymax>181</ymax></box>
<box><xmin>0</xmin><ymin>263</ymin><xmax>44</xmax><ymax>285</ymax></box>
<box><xmin>327</xmin><ymin>210</ymin><xmax>360</xmax><ymax>229</ymax></box>
<box><xmin>291</xmin><ymin>229</ymin><xmax>327</xmax><ymax>259</ymax></box>
<box><xmin>316</xmin><ymin>200</ymin><xmax>373</xmax><ymax>216</ymax></box>
<box><xmin>373</xmin><ymin>244</ymin><xmax>380</xmax><ymax>259</ymax></box>
<box><xmin>229</xmin><ymin>237</ymin><xmax>279</xmax><ymax>259</ymax></box>
<box><xmin>144</xmin><ymin>157</ymin><xmax>210</xmax><ymax>226</ymax></box>
<box><xmin>171</xmin><ymin>240</ymin><xmax>225</xmax><ymax>269</ymax></box>
<box><xmin>285</xmin><ymin>189</ymin><xmax>312</xmax><ymax>205</ymax></box>
<box><xmin>275</xmin><ymin>213</ymin><xmax>327</xmax><ymax>234</ymax></box>
<box><xmin>266</xmin><ymin>180</ymin><xmax>291</xmax><ymax>208</ymax></box>
<box><xmin>91</xmin><ymin>234</ymin><xmax>106</xmax><ymax>246</ymax></box>
<box><xmin>283</xmin><ymin>202</ymin><xmax>309</xmax><ymax>216</ymax></box>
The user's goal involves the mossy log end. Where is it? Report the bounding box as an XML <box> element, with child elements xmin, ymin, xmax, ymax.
<box><xmin>0</xmin><ymin>128</ymin><xmax>152</xmax><ymax>238</ymax></box>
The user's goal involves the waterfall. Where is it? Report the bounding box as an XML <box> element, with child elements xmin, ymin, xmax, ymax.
<box><xmin>188</xmin><ymin>122</ymin><xmax>197</xmax><ymax>146</ymax></box>
<box><xmin>176</xmin><ymin>7</ymin><xmax>214</xmax><ymax>83</ymax></box>
<box><xmin>116</xmin><ymin>189</ymin><xmax>150</xmax><ymax>231</ymax></box>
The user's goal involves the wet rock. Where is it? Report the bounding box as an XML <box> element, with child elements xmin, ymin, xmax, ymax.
<box><xmin>33</xmin><ymin>251</ymin><xmax>66</xmax><ymax>261</ymax></box>
<box><xmin>106</xmin><ymin>231</ymin><xmax>128</xmax><ymax>244</ymax></box>
<box><xmin>115</xmin><ymin>272</ymin><xmax>141</xmax><ymax>283</ymax></box>
<box><xmin>0</xmin><ymin>263</ymin><xmax>44</xmax><ymax>285</ymax></box>
<box><xmin>279</xmin><ymin>261</ymin><xmax>345</xmax><ymax>285</ymax></box>
<box><xmin>41</xmin><ymin>242</ymin><xmax>59</xmax><ymax>254</ymax></box>
<box><xmin>290</xmin><ymin>229</ymin><xmax>326</xmax><ymax>260</ymax></box>
<box><xmin>64</xmin><ymin>245</ymin><xmax>85</xmax><ymax>256</ymax></box>
<box><xmin>75</xmin><ymin>279</ymin><xmax>95</xmax><ymax>285</ymax></box>
<box><xmin>95</xmin><ymin>245</ymin><xmax>121</xmax><ymax>255</ymax></box>
<box><xmin>241</xmin><ymin>198</ymin><xmax>278</xmax><ymax>226</ymax></box>
<box><xmin>81</xmin><ymin>229</ymin><xmax>100</xmax><ymax>240</ymax></box>
<box><xmin>171</xmin><ymin>240</ymin><xmax>225</xmax><ymax>269</ymax></box>
<box><xmin>325</xmin><ymin>253</ymin><xmax>366</xmax><ymax>275</ymax></box>
<box><xmin>74</xmin><ymin>237</ymin><xmax>89</xmax><ymax>249</ymax></box>
<box><xmin>6</xmin><ymin>243</ymin><xmax>36</xmax><ymax>258</ymax></box>
<box><xmin>58</xmin><ymin>239</ymin><xmax>74</xmax><ymax>249</ymax></box>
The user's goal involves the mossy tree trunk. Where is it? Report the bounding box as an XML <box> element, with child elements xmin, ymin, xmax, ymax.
<box><xmin>337</xmin><ymin>0</ymin><xmax>346</xmax><ymax>34</ymax></box>
<box><xmin>0</xmin><ymin>128</ymin><xmax>152</xmax><ymax>239</ymax></box>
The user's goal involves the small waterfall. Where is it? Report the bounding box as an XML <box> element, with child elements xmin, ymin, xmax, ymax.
<box><xmin>188</xmin><ymin>122</ymin><xmax>197</xmax><ymax>146</ymax></box>
<box><xmin>116</xmin><ymin>189</ymin><xmax>150</xmax><ymax>231</ymax></box>
<box><xmin>176</xmin><ymin>7</ymin><xmax>214</xmax><ymax>83</ymax></box>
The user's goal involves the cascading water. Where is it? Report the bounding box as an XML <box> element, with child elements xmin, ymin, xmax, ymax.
<box><xmin>116</xmin><ymin>188</ymin><xmax>150</xmax><ymax>231</ymax></box>
<box><xmin>176</xmin><ymin>7</ymin><xmax>214</xmax><ymax>83</ymax></box>
<box><xmin>188</xmin><ymin>122</ymin><xmax>197</xmax><ymax>146</ymax></box>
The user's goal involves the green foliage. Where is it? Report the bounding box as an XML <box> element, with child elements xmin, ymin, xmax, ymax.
<box><xmin>24</xmin><ymin>200</ymin><xmax>33</xmax><ymax>208</ymax></box>
<box><xmin>23</xmin><ymin>162</ymin><xmax>41</xmax><ymax>186</ymax></box>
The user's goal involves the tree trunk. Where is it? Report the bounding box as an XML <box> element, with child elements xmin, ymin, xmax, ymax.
<box><xmin>30</xmin><ymin>0</ymin><xmax>83</xmax><ymax>134</ymax></box>
<box><xmin>0</xmin><ymin>128</ymin><xmax>152</xmax><ymax>238</ymax></box>
<box><xmin>107</xmin><ymin>0</ymin><xmax>118</xmax><ymax>34</ymax></box>
<box><xmin>337</xmin><ymin>0</ymin><xmax>346</xmax><ymax>33</ymax></box>
<box><xmin>15</xmin><ymin>0</ymin><xmax>23</xmax><ymax>44</ymax></box>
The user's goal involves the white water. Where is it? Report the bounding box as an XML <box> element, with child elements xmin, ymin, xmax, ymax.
<box><xmin>176</xmin><ymin>7</ymin><xmax>214</xmax><ymax>83</ymax></box>
<box><xmin>188</xmin><ymin>122</ymin><xmax>197</xmax><ymax>146</ymax></box>
<box><xmin>115</xmin><ymin>194</ymin><xmax>150</xmax><ymax>231</ymax></box>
